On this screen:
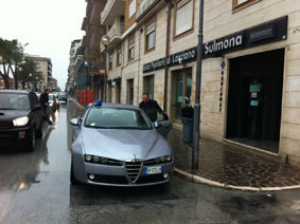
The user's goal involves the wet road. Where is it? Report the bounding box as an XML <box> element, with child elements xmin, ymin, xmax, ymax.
<box><xmin>1</xmin><ymin>103</ymin><xmax>300</xmax><ymax>224</ymax></box>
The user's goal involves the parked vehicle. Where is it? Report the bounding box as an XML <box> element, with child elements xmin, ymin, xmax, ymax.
<box><xmin>0</xmin><ymin>90</ymin><xmax>43</xmax><ymax>152</ymax></box>
<box><xmin>48</xmin><ymin>94</ymin><xmax>58</xmax><ymax>112</ymax></box>
<box><xmin>58</xmin><ymin>92</ymin><xmax>67</xmax><ymax>102</ymax></box>
<box><xmin>70</xmin><ymin>103</ymin><xmax>174</xmax><ymax>186</ymax></box>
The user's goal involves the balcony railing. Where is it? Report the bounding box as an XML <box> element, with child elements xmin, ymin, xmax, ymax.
<box><xmin>101</xmin><ymin>0</ymin><xmax>125</xmax><ymax>25</ymax></box>
<box><xmin>136</xmin><ymin>0</ymin><xmax>160</xmax><ymax>20</ymax></box>
<box><xmin>101</xmin><ymin>18</ymin><xmax>124</xmax><ymax>52</ymax></box>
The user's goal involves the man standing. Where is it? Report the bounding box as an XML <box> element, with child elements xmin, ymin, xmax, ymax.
<box><xmin>40</xmin><ymin>89</ymin><xmax>53</xmax><ymax>126</ymax></box>
<box><xmin>139</xmin><ymin>93</ymin><xmax>163</xmax><ymax>122</ymax></box>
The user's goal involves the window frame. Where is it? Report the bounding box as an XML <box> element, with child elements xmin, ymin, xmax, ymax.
<box><xmin>144</xmin><ymin>17</ymin><xmax>157</xmax><ymax>53</ymax></box>
<box><xmin>128</xmin><ymin>34</ymin><xmax>135</xmax><ymax>61</ymax></box>
<box><xmin>232</xmin><ymin>0</ymin><xmax>261</xmax><ymax>12</ymax></box>
<box><xmin>173</xmin><ymin>0</ymin><xmax>195</xmax><ymax>40</ymax></box>
<box><xmin>128</xmin><ymin>0</ymin><xmax>136</xmax><ymax>19</ymax></box>
<box><xmin>117</xmin><ymin>45</ymin><xmax>122</xmax><ymax>67</ymax></box>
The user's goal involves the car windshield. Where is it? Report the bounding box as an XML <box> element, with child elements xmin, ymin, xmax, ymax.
<box><xmin>85</xmin><ymin>108</ymin><xmax>153</xmax><ymax>130</ymax></box>
<box><xmin>0</xmin><ymin>93</ymin><xmax>30</xmax><ymax>110</ymax></box>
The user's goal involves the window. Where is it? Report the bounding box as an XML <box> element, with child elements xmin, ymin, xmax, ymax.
<box><xmin>127</xmin><ymin>79</ymin><xmax>134</xmax><ymax>105</ymax></box>
<box><xmin>117</xmin><ymin>45</ymin><xmax>122</xmax><ymax>66</ymax></box>
<box><xmin>128</xmin><ymin>35</ymin><xmax>135</xmax><ymax>60</ymax></box>
<box><xmin>145</xmin><ymin>19</ymin><xmax>156</xmax><ymax>52</ymax></box>
<box><xmin>129</xmin><ymin>0</ymin><xmax>136</xmax><ymax>18</ymax></box>
<box><xmin>233</xmin><ymin>0</ymin><xmax>261</xmax><ymax>11</ymax></box>
<box><xmin>174</xmin><ymin>0</ymin><xmax>194</xmax><ymax>38</ymax></box>
<box><xmin>109</xmin><ymin>54</ymin><xmax>113</xmax><ymax>70</ymax></box>
<box><xmin>143</xmin><ymin>75</ymin><xmax>154</xmax><ymax>99</ymax></box>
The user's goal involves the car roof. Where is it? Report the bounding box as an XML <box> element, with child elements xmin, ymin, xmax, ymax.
<box><xmin>90</xmin><ymin>103</ymin><xmax>140</xmax><ymax>110</ymax></box>
<box><xmin>0</xmin><ymin>89</ymin><xmax>30</xmax><ymax>94</ymax></box>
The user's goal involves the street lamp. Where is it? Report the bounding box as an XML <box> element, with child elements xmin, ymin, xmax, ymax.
<box><xmin>29</xmin><ymin>73</ymin><xmax>32</xmax><ymax>90</ymax></box>
<box><xmin>101</xmin><ymin>35</ymin><xmax>110</xmax><ymax>102</ymax></box>
<box><xmin>193</xmin><ymin>0</ymin><xmax>204</xmax><ymax>170</ymax></box>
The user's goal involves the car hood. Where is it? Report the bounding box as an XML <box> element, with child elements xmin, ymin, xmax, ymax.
<box><xmin>80</xmin><ymin>128</ymin><xmax>172</xmax><ymax>161</ymax></box>
<box><xmin>0</xmin><ymin>110</ymin><xmax>30</xmax><ymax>122</ymax></box>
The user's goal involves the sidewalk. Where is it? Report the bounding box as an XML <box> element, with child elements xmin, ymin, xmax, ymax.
<box><xmin>169</xmin><ymin>128</ymin><xmax>300</xmax><ymax>191</ymax></box>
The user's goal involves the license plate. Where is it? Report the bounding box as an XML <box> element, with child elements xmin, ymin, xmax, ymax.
<box><xmin>145</xmin><ymin>166</ymin><xmax>163</xmax><ymax>175</ymax></box>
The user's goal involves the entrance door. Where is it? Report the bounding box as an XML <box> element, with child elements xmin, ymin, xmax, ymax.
<box><xmin>171</xmin><ymin>68</ymin><xmax>192</xmax><ymax>123</ymax></box>
<box><xmin>226</xmin><ymin>49</ymin><xmax>284</xmax><ymax>153</ymax></box>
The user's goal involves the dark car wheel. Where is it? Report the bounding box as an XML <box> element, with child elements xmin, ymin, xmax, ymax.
<box><xmin>25</xmin><ymin>128</ymin><xmax>36</xmax><ymax>152</ymax></box>
<box><xmin>70</xmin><ymin>162</ymin><xmax>80</xmax><ymax>185</ymax></box>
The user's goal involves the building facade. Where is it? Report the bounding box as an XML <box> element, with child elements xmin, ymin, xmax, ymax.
<box><xmin>80</xmin><ymin>0</ymin><xmax>300</xmax><ymax>166</ymax></box>
<box><xmin>26</xmin><ymin>56</ymin><xmax>53</xmax><ymax>93</ymax></box>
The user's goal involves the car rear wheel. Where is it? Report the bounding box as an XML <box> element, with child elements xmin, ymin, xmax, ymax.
<box><xmin>25</xmin><ymin>128</ymin><xmax>36</xmax><ymax>152</ymax></box>
<box><xmin>70</xmin><ymin>162</ymin><xmax>80</xmax><ymax>185</ymax></box>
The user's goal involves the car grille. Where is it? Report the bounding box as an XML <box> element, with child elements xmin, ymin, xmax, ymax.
<box><xmin>92</xmin><ymin>174</ymin><xmax>128</xmax><ymax>184</ymax></box>
<box><xmin>125</xmin><ymin>161</ymin><xmax>142</xmax><ymax>183</ymax></box>
<box><xmin>137</xmin><ymin>174</ymin><xmax>165</xmax><ymax>184</ymax></box>
<box><xmin>0</xmin><ymin>121</ymin><xmax>12</xmax><ymax>129</ymax></box>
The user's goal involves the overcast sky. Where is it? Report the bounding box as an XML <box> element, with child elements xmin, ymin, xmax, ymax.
<box><xmin>0</xmin><ymin>0</ymin><xmax>86</xmax><ymax>90</ymax></box>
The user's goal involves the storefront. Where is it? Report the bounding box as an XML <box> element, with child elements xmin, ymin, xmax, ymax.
<box><xmin>203</xmin><ymin>16</ymin><xmax>288</xmax><ymax>154</ymax></box>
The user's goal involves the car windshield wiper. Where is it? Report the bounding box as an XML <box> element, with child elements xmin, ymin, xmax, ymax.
<box><xmin>0</xmin><ymin>108</ymin><xmax>17</xmax><ymax>110</ymax></box>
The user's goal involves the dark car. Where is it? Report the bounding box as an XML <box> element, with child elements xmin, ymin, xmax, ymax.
<box><xmin>0</xmin><ymin>90</ymin><xmax>44</xmax><ymax>152</ymax></box>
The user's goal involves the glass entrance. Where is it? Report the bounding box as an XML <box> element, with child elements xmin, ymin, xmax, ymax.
<box><xmin>226</xmin><ymin>49</ymin><xmax>284</xmax><ymax>153</ymax></box>
<box><xmin>171</xmin><ymin>68</ymin><xmax>192</xmax><ymax>123</ymax></box>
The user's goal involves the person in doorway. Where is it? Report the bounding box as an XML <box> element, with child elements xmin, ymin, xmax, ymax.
<box><xmin>40</xmin><ymin>88</ymin><xmax>53</xmax><ymax>127</ymax></box>
<box><xmin>139</xmin><ymin>93</ymin><xmax>163</xmax><ymax>122</ymax></box>
<box><xmin>181</xmin><ymin>96</ymin><xmax>194</xmax><ymax>146</ymax></box>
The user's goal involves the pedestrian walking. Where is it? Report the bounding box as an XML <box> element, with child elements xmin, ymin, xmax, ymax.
<box><xmin>40</xmin><ymin>89</ymin><xmax>53</xmax><ymax>127</ymax></box>
<box><xmin>139</xmin><ymin>93</ymin><xmax>163</xmax><ymax>122</ymax></box>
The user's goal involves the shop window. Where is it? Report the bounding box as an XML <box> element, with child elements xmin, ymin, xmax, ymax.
<box><xmin>128</xmin><ymin>35</ymin><xmax>135</xmax><ymax>61</ymax></box>
<box><xmin>129</xmin><ymin>0</ymin><xmax>136</xmax><ymax>18</ymax></box>
<box><xmin>174</xmin><ymin>0</ymin><xmax>194</xmax><ymax>38</ymax></box>
<box><xmin>143</xmin><ymin>75</ymin><xmax>154</xmax><ymax>99</ymax></box>
<box><xmin>127</xmin><ymin>79</ymin><xmax>134</xmax><ymax>105</ymax></box>
<box><xmin>117</xmin><ymin>45</ymin><xmax>122</xmax><ymax>67</ymax></box>
<box><xmin>145</xmin><ymin>19</ymin><xmax>156</xmax><ymax>52</ymax></box>
<box><xmin>233</xmin><ymin>0</ymin><xmax>261</xmax><ymax>12</ymax></box>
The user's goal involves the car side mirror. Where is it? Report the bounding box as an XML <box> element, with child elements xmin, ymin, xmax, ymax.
<box><xmin>154</xmin><ymin>121</ymin><xmax>161</xmax><ymax>128</ymax></box>
<box><xmin>70</xmin><ymin>118</ymin><xmax>79</xmax><ymax>126</ymax></box>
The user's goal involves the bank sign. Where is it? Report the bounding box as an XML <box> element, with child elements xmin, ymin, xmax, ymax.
<box><xmin>143</xmin><ymin>16</ymin><xmax>287</xmax><ymax>73</ymax></box>
<box><xmin>143</xmin><ymin>47</ymin><xmax>197</xmax><ymax>73</ymax></box>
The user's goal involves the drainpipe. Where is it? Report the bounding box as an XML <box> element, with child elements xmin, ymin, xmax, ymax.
<box><xmin>163</xmin><ymin>0</ymin><xmax>172</xmax><ymax>112</ymax></box>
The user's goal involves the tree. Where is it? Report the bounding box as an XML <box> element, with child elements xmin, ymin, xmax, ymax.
<box><xmin>18</xmin><ymin>58</ymin><xmax>43</xmax><ymax>91</ymax></box>
<box><xmin>0</xmin><ymin>38</ymin><xmax>27</xmax><ymax>89</ymax></box>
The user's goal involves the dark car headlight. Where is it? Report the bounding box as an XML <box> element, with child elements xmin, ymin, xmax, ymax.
<box><xmin>13</xmin><ymin>116</ymin><xmax>29</xmax><ymax>127</ymax></box>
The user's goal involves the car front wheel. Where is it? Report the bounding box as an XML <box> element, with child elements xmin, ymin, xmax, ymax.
<box><xmin>70</xmin><ymin>162</ymin><xmax>80</xmax><ymax>185</ymax></box>
<box><xmin>25</xmin><ymin>128</ymin><xmax>36</xmax><ymax>152</ymax></box>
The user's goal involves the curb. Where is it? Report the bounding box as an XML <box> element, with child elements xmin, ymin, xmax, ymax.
<box><xmin>173</xmin><ymin>167</ymin><xmax>300</xmax><ymax>192</ymax></box>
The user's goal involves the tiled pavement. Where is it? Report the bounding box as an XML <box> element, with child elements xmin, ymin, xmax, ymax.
<box><xmin>169</xmin><ymin>128</ymin><xmax>300</xmax><ymax>190</ymax></box>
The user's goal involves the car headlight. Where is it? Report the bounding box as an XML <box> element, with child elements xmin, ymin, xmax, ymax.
<box><xmin>13</xmin><ymin>116</ymin><xmax>29</xmax><ymax>127</ymax></box>
<box><xmin>85</xmin><ymin>154</ymin><xmax>93</xmax><ymax>162</ymax></box>
<box><xmin>155</xmin><ymin>155</ymin><xmax>173</xmax><ymax>163</ymax></box>
<box><xmin>85</xmin><ymin>154</ymin><xmax>108</xmax><ymax>164</ymax></box>
<box><xmin>49</xmin><ymin>102</ymin><xmax>53</xmax><ymax>106</ymax></box>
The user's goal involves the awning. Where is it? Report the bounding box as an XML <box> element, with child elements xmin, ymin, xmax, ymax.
<box><xmin>113</xmin><ymin>76</ymin><xmax>121</xmax><ymax>81</ymax></box>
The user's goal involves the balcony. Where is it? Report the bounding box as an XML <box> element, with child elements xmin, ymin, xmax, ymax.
<box><xmin>136</xmin><ymin>0</ymin><xmax>160</xmax><ymax>21</ymax></box>
<box><xmin>90</xmin><ymin>1</ymin><xmax>105</xmax><ymax>25</ymax></box>
<box><xmin>100</xmin><ymin>18</ymin><xmax>124</xmax><ymax>52</ymax></box>
<box><xmin>101</xmin><ymin>0</ymin><xmax>125</xmax><ymax>25</ymax></box>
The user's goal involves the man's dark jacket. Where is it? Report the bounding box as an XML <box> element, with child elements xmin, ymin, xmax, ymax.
<box><xmin>40</xmin><ymin>93</ymin><xmax>49</xmax><ymax>108</ymax></box>
<box><xmin>139</xmin><ymin>99</ymin><xmax>163</xmax><ymax>122</ymax></box>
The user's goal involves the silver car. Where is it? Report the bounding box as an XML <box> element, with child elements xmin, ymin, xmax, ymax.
<box><xmin>70</xmin><ymin>103</ymin><xmax>174</xmax><ymax>187</ymax></box>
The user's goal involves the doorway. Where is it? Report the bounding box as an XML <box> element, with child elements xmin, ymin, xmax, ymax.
<box><xmin>226</xmin><ymin>49</ymin><xmax>284</xmax><ymax>153</ymax></box>
<box><xmin>171</xmin><ymin>68</ymin><xmax>192</xmax><ymax>123</ymax></box>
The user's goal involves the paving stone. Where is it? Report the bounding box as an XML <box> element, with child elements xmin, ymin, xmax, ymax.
<box><xmin>169</xmin><ymin>129</ymin><xmax>300</xmax><ymax>188</ymax></box>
